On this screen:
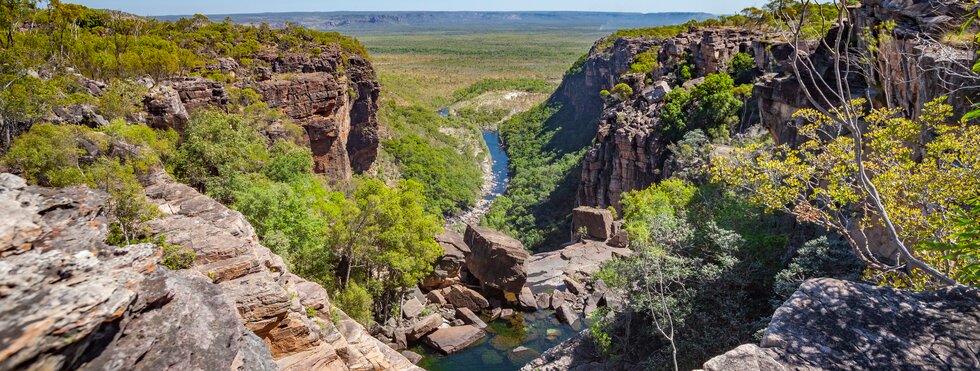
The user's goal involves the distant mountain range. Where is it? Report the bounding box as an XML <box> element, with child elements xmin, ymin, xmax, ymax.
<box><xmin>154</xmin><ymin>11</ymin><xmax>715</xmax><ymax>35</ymax></box>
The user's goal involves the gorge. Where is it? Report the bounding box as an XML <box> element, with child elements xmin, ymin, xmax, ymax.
<box><xmin>1</xmin><ymin>1</ymin><xmax>979</xmax><ymax>370</ymax></box>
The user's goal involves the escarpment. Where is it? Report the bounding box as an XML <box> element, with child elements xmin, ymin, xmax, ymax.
<box><xmin>575</xmin><ymin>0</ymin><xmax>978</xmax><ymax>211</ymax></box>
<box><xmin>0</xmin><ymin>170</ymin><xmax>421</xmax><ymax>370</ymax></box>
<box><xmin>578</xmin><ymin>28</ymin><xmax>763</xmax><ymax>209</ymax></box>
<box><xmin>143</xmin><ymin>44</ymin><xmax>380</xmax><ymax>180</ymax></box>
<box><xmin>756</xmin><ymin>0</ymin><xmax>978</xmax><ymax>146</ymax></box>
<box><xmin>142</xmin><ymin>171</ymin><xmax>421</xmax><ymax>370</ymax></box>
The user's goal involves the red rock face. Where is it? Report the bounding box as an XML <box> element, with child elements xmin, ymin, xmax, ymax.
<box><xmin>144</xmin><ymin>46</ymin><xmax>380</xmax><ymax>180</ymax></box>
<box><xmin>577</xmin><ymin>28</ymin><xmax>762</xmax><ymax>211</ymax></box>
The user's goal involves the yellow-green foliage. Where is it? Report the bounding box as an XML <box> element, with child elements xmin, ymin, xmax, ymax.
<box><xmin>712</xmin><ymin>98</ymin><xmax>980</xmax><ymax>289</ymax></box>
<box><xmin>2</xmin><ymin>122</ymin><xmax>175</xmax><ymax>243</ymax></box>
<box><xmin>160</xmin><ymin>240</ymin><xmax>196</xmax><ymax>270</ymax></box>
<box><xmin>628</xmin><ymin>48</ymin><xmax>659</xmax><ymax>74</ymax></box>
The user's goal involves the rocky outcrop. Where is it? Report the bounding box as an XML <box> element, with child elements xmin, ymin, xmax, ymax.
<box><xmin>702</xmin><ymin>278</ymin><xmax>980</xmax><ymax>370</ymax></box>
<box><xmin>755</xmin><ymin>0</ymin><xmax>978</xmax><ymax>146</ymax></box>
<box><xmin>464</xmin><ymin>224</ymin><xmax>530</xmax><ymax>294</ymax></box>
<box><xmin>143</xmin><ymin>46</ymin><xmax>380</xmax><ymax>180</ymax></box>
<box><xmin>577</xmin><ymin>28</ymin><xmax>763</xmax><ymax>210</ymax></box>
<box><xmin>0</xmin><ymin>173</ymin><xmax>276</xmax><ymax>370</ymax></box>
<box><xmin>142</xmin><ymin>171</ymin><xmax>421</xmax><ymax>370</ymax></box>
<box><xmin>422</xmin><ymin>231</ymin><xmax>470</xmax><ymax>290</ymax></box>
<box><xmin>572</xmin><ymin>206</ymin><xmax>615</xmax><ymax>241</ymax></box>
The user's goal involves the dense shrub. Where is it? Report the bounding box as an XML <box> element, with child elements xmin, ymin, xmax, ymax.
<box><xmin>170</xmin><ymin>112</ymin><xmax>270</xmax><ymax>202</ymax></box>
<box><xmin>727</xmin><ymin>52</ymin><xmax>756</xmax><ymax>84</ymax></box>
<box><xmin>2</xmin><ymin>122</ymin><xmax>175</xmax><ymax>243</ymax></box>
<box><xmin>628</xmin><ymin>49</ymin><xmax>659</xmax><ymax>74</ymax></box>
<box><xmin>772</xmin><ymin>237</ymin><xmax>864</xmax><ymax>303</ymax></box>
<box><xmin>661</xmin><ymin>73</ymin><xmax>747</xmax><ymax>141</ymax></box>
<box><xmin>595</xmin><ymin>179</ymin><xmax>790</xmax><ymax>369</ymax></box>
<box><xmin>334</xmin><ymin>283</ymin><xmax>375</xmax><ymax>326</ymax></box>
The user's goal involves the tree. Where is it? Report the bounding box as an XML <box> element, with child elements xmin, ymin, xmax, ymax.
<box><xmin>738</xmin><ymin>0</ymin><xmax>979</xmax><ymax>287</ymax></box>
<box><xmin>727</xmin><ymin>52</ymin><xmax>755</xmax><ymax>84</ymax></box>
<box><xmin>712</xmin><ymin>98</ymin><xmax>980</xmax><ymax>288</ymax></box>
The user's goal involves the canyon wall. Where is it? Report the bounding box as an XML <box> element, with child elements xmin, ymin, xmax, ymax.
<box><xmin>145</xmin><ymin>45</ymin><xmax>381</xmax><ymax>180</ymax></box>
<box><xmin>576</xmin><ymin>0</ymin><xmax>978</xmax><ymax>210</ymax></box>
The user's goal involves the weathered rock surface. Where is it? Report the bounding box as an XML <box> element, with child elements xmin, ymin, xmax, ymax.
<box><xmin>422</xmin><ymin>231</ymin><xmax>470</xmax><ymax>290</ymax></box>
<box><xmin>464</xmin><ymin>224</ymin><xmax>529</xmax><ymax>293</ymax></box>
<box><xmin>0</xmin><ymin>174</ymin><xmax>276</xmax><ymax>371</ymax></box>
<box><xmin>526</xmin><ymin>240</ymin><xmax>632</xmax><ymax>292</ymax></box>
<box><xmin>409</xmin><ymin>314</ymin><xmax>445</xmax><ymax>341</ymax></box>
<box><xmin>519</xmin><ymin>330</ymin><xmax>613</xmax><ymax>371</ymax></box>
<box><xmin>571</xmin><ymin>206</ymin><xmax>615</xmax><ymax>241</ymax></box>
<box><xmin>440</xmin><ymin>284</ymin><xmax>490</xmax><ymax>312</ymax></box>
<box><xmin>143</xmin><ymin>171</ymin><xmax>420</xmax><ymax>370</ymax></box>
<box><xmin>703</xmin><ymin>278</ymin><xmax>980</xmax><ymax>370</ymax></box>
<box><xmin>423</xmin><ymin>325</ymin><xmax>486</xmax><ymax>354</ymax></box>
<box><xmin>455</xmin><ymin>307</ymin><xmax>488</xmax><ymax>329</ymax></box>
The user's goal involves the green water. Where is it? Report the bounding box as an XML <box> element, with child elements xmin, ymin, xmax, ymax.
<box><xmin>414</xmin><ymin>310</ymin><xmax>584</xmax><ymax>371</ymax></box>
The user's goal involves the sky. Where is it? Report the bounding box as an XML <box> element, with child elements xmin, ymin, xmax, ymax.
<box><xmin>67</xmin><ymin>0</ymin><xmax>768</xmax><ymax>16</ymax></box>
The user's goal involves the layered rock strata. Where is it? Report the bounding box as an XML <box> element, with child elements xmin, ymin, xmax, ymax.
<box><xmin>142</xmin><ymin>171</ymin><xmax>420</xmax><ymax>370</ymax></box>
<box><xmin>0</xmin><ymin>173</ymin><xmax>277</xmax><ymax>370</ymax></box>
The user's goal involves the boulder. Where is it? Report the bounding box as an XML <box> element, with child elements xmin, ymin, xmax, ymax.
<box><xmin>427</xmin><ymin>289</ymin><xmax>448</xmax><ymax>306</ymax></box>
<box><xmin>702</xmin><ymin>278</ymin><xmax>980</xmax><ymax>370</ymax></box>
<box><xmin>423</xmin><ymin>325</ymin><xmax>486</xmax><ymax>354</ymax></box>
<box><xmin>464</xmin><ymin>225</ymin><xmax>529</xmax><ymax>293</ymax></box>
<box><xmin>571</xmin><ymin>207</ymin><xmax>615</xmax><ymax>241</ymax></box>
<box><xmin>402</xmin><ymin>297</ymin><xmax>425</xmax><ymax>319</ymax></box>
<box><xmin>550</xmin><ymin>289</ymin><xmax>566</xmax><ymax>310</ymax></box>
<box><xmin>500</xmin><ymin>308</ymin><xmax>515</xmax><ymax>319</ymax></box>
<box><xmin>455</xmin><ymin>307</ymin><xmax>488</xmax><ymax>329</ymax></box>
<box><xmin>509</xmin><ymin>346</ymin><xmax>542</xmax><ymax>366</ymax></box>
<box><xmin>519</xmin><ymin>287</ymin><xmax>539</xmax><ymax>310</ymax></box>
<box><xmin>441</xmin><ymin>285</ymin><xmax>490</xmax><ymax>312</ymax></box>
<box><xmin>563</xmin><ymin>277</ymin><xmax>586</xmax><ymax>296</ymax></box>
<box><xmin>409</xmin><ymin>314</ymin><xmax>445</xmax><ymax>341</ymax></box>
<box><xmin>556</xmin><ymin>304</ymin><xmax>579</xmax><ymax>325</ymax></box>
<box><xmin>536</xmin><ymin>293</ymin><xmax>551</xmax><ymax>310</ymax></box>
<box><xmin>401</xmin><ymin>350</ymin><xmax>423</xmax><ymax>365</ymax></box>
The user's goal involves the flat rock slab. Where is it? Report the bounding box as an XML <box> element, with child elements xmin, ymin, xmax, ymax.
<box><xmin>424</xmin><ymin>325</ymin><xmax>486</xmax><ymax>354</ymax></box>
<box><xmin>526</xmin><ymin>240</ymin><xmax>632</xmax><ymax>293</ymax></box>
<box><xmin>703</xmin><ymin>278</ymin><xmax>980</xmax><ymax>370</ymax></box>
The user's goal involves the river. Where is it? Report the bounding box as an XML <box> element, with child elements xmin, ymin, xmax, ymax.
<box><xmin>421</xmin><ymin>131</ymin><xmax>582</xmax><ymax>369</ymax></box>
<box><xmin>445</xmin><ymin>130</ymin><xmax>510</xmax><ymax>226</ymax></box>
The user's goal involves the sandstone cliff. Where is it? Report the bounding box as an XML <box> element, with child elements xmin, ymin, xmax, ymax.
<box><xmin>0</xmin><ymin>172</ymin><xmax>420</xmax><ymax>370</ymax></box>
<box><xmin>577</xmin><ymin>28</ymin><xmax>762</xmax><ymax>209</ymax></box>
<box><xmin>576</xmin><ymin>0</ymin><xmax>978</xmax><ymax>210</ymax></box>
<box><xmin>144</xmin><ymin>46</ymin><xmax>381</xmax><ymax>179</ymax></box>
<box><xmin>755</xmin><ymin>0</ymin><xmax>977</xmax><ymax>146</ymax></box>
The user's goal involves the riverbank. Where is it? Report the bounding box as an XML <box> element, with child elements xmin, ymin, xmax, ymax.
<box><xmin>446</xmin><ymin>131</ymin><xmax>510</xmax><ymax>228</ymax></box>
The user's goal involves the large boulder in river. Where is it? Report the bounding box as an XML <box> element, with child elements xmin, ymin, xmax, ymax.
<box><xmin>441</xmin><ymin>284</ymin><xmax>490</xmax><ymax>312</ymax></box>
<box><xmin>571</xmin><ymin>206</ymin><xmax>615</xmax><ymax>241</ymax></box>
<box><xmin>464</xmin><ymin>224</ymin><xmax>529</xmax><ymax>293</ymax></box>
<box><xmin>701</xmin><ymin>278</ymin><xmax>980</xmax><ymax>370</ymax></box>
<box><xmin>423</xmin><ymin>325</ymin><xmax>486</xmax><ymax>354</ymax></box>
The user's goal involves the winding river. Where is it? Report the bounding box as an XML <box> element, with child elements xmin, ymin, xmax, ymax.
<box><xmin>422</xmin><ymin>131</ymin><xmax>582</xmax><ymax>370</ymax></box>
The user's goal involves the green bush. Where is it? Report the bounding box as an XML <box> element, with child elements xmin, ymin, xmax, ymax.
<box><xmin>2</xmin><ymin>122</ymin><xmax>172</xmax><ymax>243</ymax></box>
<box><xmin>160</xmin><ymin>242</ymin><xmax>196</xmax><ymax>270</ymax></box>
<box><xmin>628</xmin><ymin>49</ymin><xmax>659</xmax><ymax>74</ymax></box>
<box><xmin>611</xmin><ymin>83</ymin><xmax>634</xmax><ymax>99</ymax></box>
<box><xmin>334</xmin><ymin>283</ymin><xmax>374</xmax><ymax>326</ymax></box>
<box><xmin>97</xmin><ymin>79</ymin><xmax>148</xmax><ymax>120</ymax></box>
<box><xmin>772</xmin><ymin>237</ymin><xmax>864</xmax><ymax>303</ymax></box>
<box><xmin>727</xmin><ymin>52</ymin><xmax>756</xmax><ymax>84</ymax></box>
<box><xmin>170</xmin><ymin>111</ymin><xmax>270</xmax><ymax>202</ymax></box>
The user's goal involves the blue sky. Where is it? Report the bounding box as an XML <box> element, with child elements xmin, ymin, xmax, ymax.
<box><xmin>68</xmin><ymin>1</ymin><xmax>768</xmax><ymax>16</ymax></box>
